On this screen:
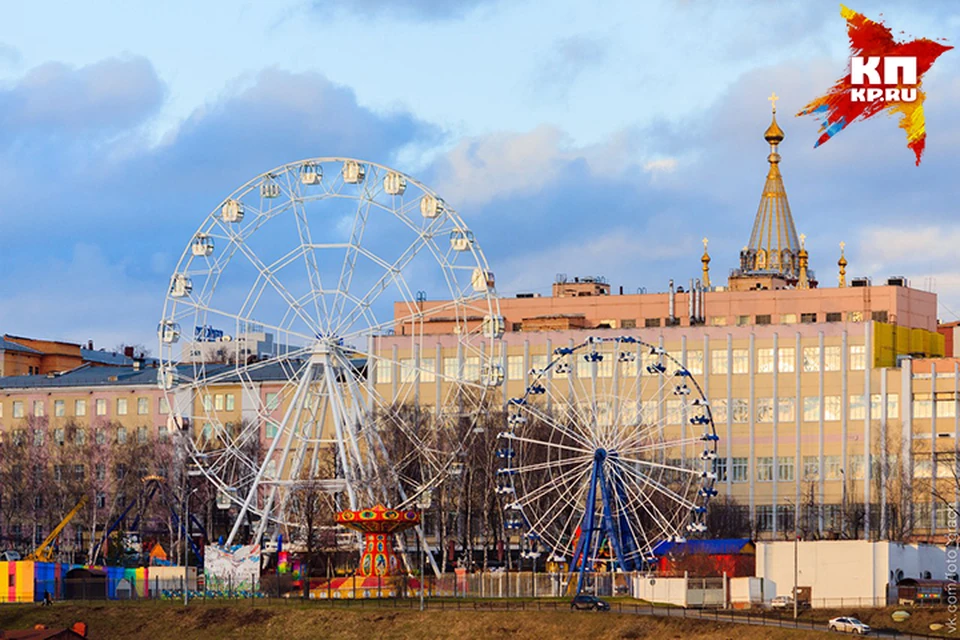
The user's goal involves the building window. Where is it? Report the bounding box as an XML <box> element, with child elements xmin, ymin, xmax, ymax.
<box><xmin>96</xmin><ymin>493</ymin><xmax>106</xmax><ymax>509</ymax></box>
<box><xmin>913</xmin><ymin>398</ymin><xmax>932</xmax><ymax>419</ymax></box>
<box><xmin>736</xmin><ymin>315</ymin><xmax>750</xmax><ymax>326</ymax></box>
<box><xmin>803</xmin><ymin>397</ymin><xmax>821</xmax><ymax>422</ymax></box>
<box><xmin>824</xmin><ymin>346</ymin><xmax>841</xmax><ymax>371</ymax></box>
<box><xmin>33</xmin><ymin>401</ymin><xmax>44</xmax><ymax>417</ymax></box>
<box><xmin>778</xmin><ymin>397</ymin><xmax>795</xmax><ymax>422</ymax></box>
<box><xmin>732</xmin><ymin>349</ymin><xmax>748</xmax><ymax>374</ymax></box>
<box><xmin>756</xmin><ymin>398</ymin><xmax>773</xmax><ymax>423</ymax></box>
<box><xmin>756</xmin><ymin>457</ymin><xmax>773</xmax><ymax>482</ymax></box>
<box><xmin>778</xmin><ymin>348</ymin><xmax>795</xmax><ymax>373</ymax></box>
<box><xmin>158</xmin><ymin>425</ymin><xmax>168</xmax><ymax>440</ymax></box>
<box><xmin>731</xmin><ymin>457</ymin><xmax>749</xmax><ymax>483</ymax></box>
<box><xmin>214</xmin><ymin>394</ymin><xmax>224</xmax><ymax>411</ymax></box>
<box><xmin>442</xmin><ymin>357</ymin><xmax>458</xmax><ymax>379</ymax></box>
<box><xmin>756</xmin><ymin>506</ymin><xmax>774</xmax><ymax>532</ymax></box>
<box><xmin>877</xmin><ymin>393</ymin><xmax>899</xmax><ymax>419</ymax></box>
<box><xmin>781</xmin><ymin>313</ymin><xmax>797</xmax><ymax>324</ymax></box>
<box><xmin>686</xmin><ymin>351</ymin><xmax>703</xmax><ymax>375</ymax></box>
<box><xmin>777</xmin><ymin>456</ymin><xmax>795</xmax><ymax>482</ymax></box>
<box><xmin>800</xmin><ymin>313</ymin><xmax>817</xmax><ymax>323</ymax></box>
<box><xmin>157</xmin><ymin>396</ymin><xmax>169</xmax><ymax>414</ymax></box>
<box><xmin>54</xmin><ymin>400</ymin><xmax>65</xmax><ymax>417</ymax></box>
<box><xmin>117</xmin><ymin>398</ymin><xmax>128</xmax><ymax>415</ymax></box>
<box><xmin>621</xmin><ymin>319</ymin><xmax>637</xmax><ymax>329</ymax></box>
<box><xmin>755</xmin><ymin>314</ymin><xmax>771</xmax><ymax>325</ymax></box>
<box><xmin>802</xmin><ymin>346</ymin><xmax>820</xmax><ymax>372</ymax></box>
<box><xmin>420</xmin><ymin>358</ymin><xmax>436</xmax><ymax>383</ymax></box>
<box><xmin>711</xmin><ymin>399</ymin><xmax>727</xmax><ymax>423</ymax></box>
<box><xmin>710</xmin><ymin>316</ymin><xmax>728</xmax><ymax>326</ymax></box>
<box><xmin>937</xmin><ymin>396</ymin><xmax>957</xmax><ymax>419</ymax></box>
<box><xmin>849</xmin><ymin>394</ymin><xmax>866</xmax><ymax>420</ymax></box>
<box><xmin>202</xmin><ymin>395</ymin><xmax>212</xmax><ymax>411</ymax></box>
<box><xmin>400</xmin><ymin>358</ymin><xmax>416</xmax><ymax>383</ymax></box>
<box><xmin>464</xmin><ymin>357</ymin><xmax>481</xmax><ymax>381</ymax></box>
<box><xmin>117</xmin><ymin>427</ymin><xmax>127</xmax><ymax>444</ymax></box>
<box><xmin>96</xmin><ymin>399</ymin><xmax>107</xmax><ymax>416</ymax></box>
<box><xmin>75</xmin><ymin>428</ymin><xmax>86</xmax><ymax>445</ymax></box>
<box><xmin>825</xmin><ymin>312</ymin><xmax>842</xmax><ymax>322</ymax></box>
<box><xmin>776</xmin><ymin>505</ymin><xmax>795</xmax><ymax>532</ymax></box>
<box><xmin>644</xmin><ymin>318</ymin><xmax>661</xmax><ymax>328</ymax></box>
<box><xmin>849</xmin><ymin>345</ymin><xmax>866</xmax><ymax>371</ymax></box>
<box><xmin>824</xmin><ymin>456</ymin><xmax>842</xmax><ymax>480</ymax></box>
<box><xmin>225</xmin><ymin>394</ymin><xmax>235</xmax><ymax>411</ymax></box>
<box><xmin>34</xmin><ymin>429</ymin><xmax>45</xmax><ymax>447</ymax></box>
<box><xmin>95</xmin><ymin>463</ymin><xmax>105</xmax><ymax>481</ymax></box>
<box><xmin>872</xmin><ymin>310</ymin><xmax>889</xmax><ymax>323</ymax></box>
<box><xmin>73</xmin><ymin>465</ymin><xmax>84</xmax><ymax>481</ymax></box>
<box><xmin>803</xmin><ymin>456</ymin><xmax>820</xmax><ymax>480</ymax></box>
<box><xmin>265</xmin><ymin>393</ymin><xmax>280</xmax><ymax>410</ymax></box>
<box><xmin>757</xmin><ymin>348</ymin><xmax>774</xmax><ymax>373</ymax></box>
<box><xmin>666</xmin><ymin>400</ymin><xmax>682</xmax><ymax>425</ymax></box>
<box><xmin>138</xmin><ymin>426</ymin><xmax>148</xmax><ymax>444</ymax></box>
<box><xmin>376</xmin><ymin>360</ymin><xmax>394</xmax><ymax>384</ymax></box>
<box><xmin>824</xmin><ymin>396</ymin><xmax>842</xmax><ymax>421</ymax></box>
<box><xmin>94</xmin><ymin>428</ymin><xmax>105</xmax><ymax>445</ymax></box>
<box><xmin>849</xmin><ymin>455</ymin><xmax>865</xmax><ymax>479</ymax></box>
<box><xmin>849</xmin><ymin>311</ymin><xmax>864</xmax><ymax>322</ymax></box>
<box><xmin>713</xmin><ymin>457</ymin><xmax>728</xmax><ymax>482</ymax></box>
<box><xmin>137</xmin><ymin>397</ymin><xmax>149</xmax><ymax>415</ymax></box>
<box><xmin>75</xmin><ymin>399</ymin><xmax>87</xmax><ymax>417</ymax></box>
<box><xmin>732</xmin><ymin>399</ymin><xmax>749</xmax><ymax>423</ymax></box>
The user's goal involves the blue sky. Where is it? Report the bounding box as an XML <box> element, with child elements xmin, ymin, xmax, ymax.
<box><xmin>0</xmin><ymin>0</ymin><xmax>958</xmax><ymax>348</ymax></box>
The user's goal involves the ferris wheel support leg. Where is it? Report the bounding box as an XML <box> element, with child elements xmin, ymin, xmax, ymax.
<box><xmin>574</xmin><ymin>451</ymin><xmax>604</xmax><ymax>595</ymax></box>
<box><xmin>323</xmin><ymin>355</ymin><xmax>362</xmax><ymax>511</ymax></box>
<box><xmin>226</xmin><ymin>362</ymin><xmax>315</xmax><ymax>546</ymax></box>
<box><xmin>598</xmin><ymin>462</ymin><xmax>628</xmax><ymax>572</ymax></box>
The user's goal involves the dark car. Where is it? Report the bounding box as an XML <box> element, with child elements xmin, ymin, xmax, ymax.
<box><xmin>570</xmin><ymin>594</ymin><xmax>610</xmax><ymax>611</ymax></box>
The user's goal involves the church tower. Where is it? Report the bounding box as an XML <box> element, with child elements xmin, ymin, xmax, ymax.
<box><xmin>729</xmin><ymin>93</ymin><xmax>816</xmax><ymax>291</ymax></box>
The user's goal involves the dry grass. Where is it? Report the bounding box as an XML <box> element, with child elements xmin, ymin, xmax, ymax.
<box><xmin>0</xmin><ymin>601</ymin><xmax>832</xmax><ymax>640</ymax></box>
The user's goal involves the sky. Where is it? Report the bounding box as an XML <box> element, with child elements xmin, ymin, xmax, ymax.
<box><xmin>0</xmin><ymin>0</ymin><xmax>958</xmax><ymax>349</ymax></box>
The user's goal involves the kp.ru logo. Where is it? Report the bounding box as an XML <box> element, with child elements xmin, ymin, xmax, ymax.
<box><xmin>797</xmin><ymin>5</ymin><xmax>951</xmax><ymax>165</ymax></box>
<box><xmin>850</xmin><ymin>56</ymin><xmax>917</xmax><ymax>103</ymax></box>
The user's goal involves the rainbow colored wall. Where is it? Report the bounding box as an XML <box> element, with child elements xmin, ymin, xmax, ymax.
<box><xmin>0</xmin><ymin>562</ymin><xmax>184</xmax><ymax>603</ymax></box>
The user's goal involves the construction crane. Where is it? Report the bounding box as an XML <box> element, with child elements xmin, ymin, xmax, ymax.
<box><xmin>26</xmin><ymin>495</ymin><xmax>88</xmax><ymax>562</ymax></box>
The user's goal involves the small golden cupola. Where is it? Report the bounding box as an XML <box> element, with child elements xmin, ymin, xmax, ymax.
<box><xmin>838</xmin><ymin>241</ymin><xmax>848</xmax><ymax>288</ymax></box>
<box><xmin>701</xmin><ymin>237</ymin><xmax>711</xmax><ymax>289</ymax></box>
<box><xmin>797</xmin><ymin>233</ymin><xmax>810</xmax><ymax>290</ymax></box>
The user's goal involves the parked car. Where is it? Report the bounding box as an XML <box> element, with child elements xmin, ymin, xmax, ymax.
<box><xmin>770</xmin><ymin>595</ymin><xmax>793</xmax><ymax>609</ymax></box>
<box><xmin>570</xmin><ymin>594</ymin><xmax>610</xmax><ymax>611</ymax></box>
<box><xmin>0</xmin><ymin>550</ymin><xmax>20</xmax><ymax>562</ymax></box>
<box><xmin>828</xmin><ymin>617</ymin><xmax>871</xmax><ymax>634</ymax></box>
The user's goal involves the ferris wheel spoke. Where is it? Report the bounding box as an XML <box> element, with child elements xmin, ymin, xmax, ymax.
<box><xmin>525</xmin><ymin>471</ymin><xmax>591</xmax><ymax>552</ymax></box>
<box><xmin>616</xmin><ymin>460</ymin><xmax>698</xmax><ymax>511</ymax></box>
<box><xmin>615</xmin><ymin>466</ymin><xmax>683</xmax><ymax>543</ymax></box>
<box><xmin>523</xmin><ymin>387</ymin><xmax>597</xmax><ymax>451</ymax></box>
<box><xmin>330</xmin><ymin>170</ymin><xmax>383</xmax><ymax>329</ymax></box>
<box><xmin>289</xmin><ymin>194</ymin><xmax>333</xmax><ymax>334</ymax></box>
<box><xmin>332</xmin><ymin>213</ymin><xmax>450</xmax><ymax>337</ymax></box>
<box><xmin>214</xmin><ymin>219</ymin><xmax>323</xmax><ymax>336</ymax></box>
<box><xmin>618</xmin><ymin>435</ymin><xmax>704</xmax><ymax>459</ymax></box>
<box><xmin>510</xmin><ymin>457</ymin><xmax>593</xmax><ymax>508</ymax></box>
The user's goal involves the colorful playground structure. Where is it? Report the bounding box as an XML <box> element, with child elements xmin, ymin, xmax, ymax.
<box><xmin>311</xmin><ymin>505</ymin><xmax>422</xmax><ymax>599</ymax></box>
<box><xmin>0</xmin><ymin>561</ymin><xmax>196</xmax><ymax>603</ymax></box>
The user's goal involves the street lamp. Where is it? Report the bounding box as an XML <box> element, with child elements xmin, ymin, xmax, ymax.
<box><xmin>416</xmin><ymin>490</ymin><xmax>432</xmax><ymax>611</ymax></box>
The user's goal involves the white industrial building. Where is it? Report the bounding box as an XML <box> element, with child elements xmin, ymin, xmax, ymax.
<box><xmin>756</xmin><ymin>540</ymin><xmax>948</xmax><ymax>607</ymax></box>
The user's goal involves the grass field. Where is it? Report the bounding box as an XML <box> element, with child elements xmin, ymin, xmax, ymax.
<box><xmin>0</xmin><ymin>600</ymin><xmax>831</xmax><ymax>640</ymax></box>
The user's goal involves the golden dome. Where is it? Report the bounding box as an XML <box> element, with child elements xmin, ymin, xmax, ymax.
<box><xmin>764</xmin><ymin>115</ymin><xmax>784</xmax><ymax>144</ymax></box>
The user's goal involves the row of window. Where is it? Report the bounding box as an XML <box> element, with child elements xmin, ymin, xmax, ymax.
<box><xmin>373</xmin><ymin>345</ymin><xmax>868</xmax><ymax>386</ymax></box>
<box><xmin>613</xmin><ymin>311</ymin><xmax>887</xmax><ymax>329</ymax></box>
<box><xmin>711</xmin><ymin>394</ymin><xmax>900</xmax><ymax>424</ymax></box>
<box><xmin>714</xmin><ymin>454</ymin><xmax>866</xmax><ymax>483</ymax></box>
<box><xmin>2</xmin><ymin>424</ymin><xmax>165</xmax><ymax>446</ymax></box>
<box><xmin>3</xmin><ymin>396</ymin><xmax>168</xmax><ymax>420</ymax></box>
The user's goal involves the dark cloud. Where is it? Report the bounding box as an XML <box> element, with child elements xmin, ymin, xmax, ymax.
<box><xmin>310</xmin><ymin>0</ymin><xmax>500</xmax><ymax>21</ymax></box>
<box><xmin>0</xmin><ymin>56</ymin><xmax>163</xmax><ymax>137</ymax></box>
<box><xmin>0</xmin><ymin>63</ymin><xmax>436</xmax><ymax>346</ymax></box>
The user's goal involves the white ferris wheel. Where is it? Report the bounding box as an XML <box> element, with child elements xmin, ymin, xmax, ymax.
<box><xmin>497</xmin><ymin>337</ymin><xmax>718</xmax><ymax>593</ymax></box>
<box><xmin>157</xmin><ymin>158</ymin><xmax>503</xmax><ymax>551</ymax></box>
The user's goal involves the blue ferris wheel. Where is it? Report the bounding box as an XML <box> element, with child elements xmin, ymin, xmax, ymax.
<box><xmin>496</xmin><ymin>336</ymin><xmax>719</xmax><ymax>594</ymax></box>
